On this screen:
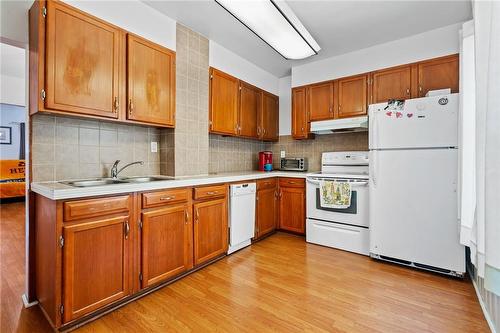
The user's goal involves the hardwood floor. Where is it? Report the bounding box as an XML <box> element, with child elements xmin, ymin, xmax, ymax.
<box><xmin>1</xmin><ymin>202</ymin><xmax>489</xmax><ymax>332</ymax></box>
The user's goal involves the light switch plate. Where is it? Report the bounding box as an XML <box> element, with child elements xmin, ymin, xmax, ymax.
<box><xmin>280</xmin><ymin>150</ymin><xmax>286</xmax><ymax>158</ymax></box>
<box><xmin>150</xmin><ymin>141</ymin><xmax>158</xmax><ymax>153</ymax></box>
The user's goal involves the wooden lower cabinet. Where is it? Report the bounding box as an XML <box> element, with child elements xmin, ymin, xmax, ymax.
<box><xmin>141</xmin><ymin>203</ymin><xmax>193</xmax><ymax>288</ymax></box>
<box><xmin>62</xmin><ymin>215</ymin><xmax>131</xmax><ymax>323</ymax></box>
<box><xmin>255</xmin><ymin>180</ymin><xmax>278</xmax><ymax>239</ymax></box>
<box><xmin>278</xmin><ymin>179</ymin><xmax>306</xmax><ymax>235</ymax></box>
<box><xmin>193</xmin><ymin>198</ymin><xmax>228</xmax><ymax>266</ymax></box>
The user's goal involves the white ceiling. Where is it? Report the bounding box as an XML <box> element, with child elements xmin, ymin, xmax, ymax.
<box><xmin>144</xmin><ymin>0</ymin><xmax>472</xmax><ymax>78</ymax></box>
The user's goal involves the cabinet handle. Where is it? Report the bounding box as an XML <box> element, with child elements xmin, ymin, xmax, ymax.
<box><xmin>206</xmin><ymin>191</ymin><xmax>218</xmax><ymax>195</ymax></box>
<box><xmin>301</xmin><ymin>127</ymin><xmax>304</xmax><ymax>133</ymax></box>
<box><xmin>128</xmin><ymin>99</ymin><xmax>134</xmax><ymax>117</ymax></box>
<box><xmin>279</xmin><ymin>190</ymin><xmax>282</xmax><ymax>198</ymax></box>
<box><xmin>329</xmin><ymin>106</ymin><xmax>333</xmax><ymax>114</ymax></box>
<box><xmin>113</xmin><ymin>97</ymin><xmax>119</xmax><ymax>113</ymax></box>
<box><xmin>406</xmin><ymin>88</ymin><xmax>410</xmax><ymax>96</ymax></box>
<box><xmin>263</xmin><ymin>128</ymin><xmax>266</xmax><ymax>135</ymax></box>
<box><xmin>185</xmin><ymin>210</ymin><xmax>189</xmax><ymax>223</ymax></box>
<box><xmin>195</xmin><ymin>208</ymin><xmax>199</xmax><ymax>222</ymax></box>
<box><xmin>338</xmin><ymin>105</ymin><xmax>341</xmax><ymax>112</ymax></box>
<box><xmin>418</xmin><ymin>85</ymin><xmax>423</xmax><ymax>96</ymax></box>
<box><xmin>160</xmin><ymin>196</ymin><xmax>175</xmax><ymax>201</ymax></box>
<box><xmin>124</xmin><ymin>220</ymin><xmax>130</xmax><ymax>239</ymax></box>
<box><xmin>257</xmin><ymin>127</ymin><xmax>261</xmax><ymax>135</ymax></box>
<box><xmin>288</xmin><ymin>181</ymin><xmax>296</xmax><ymax>184</ymax></box>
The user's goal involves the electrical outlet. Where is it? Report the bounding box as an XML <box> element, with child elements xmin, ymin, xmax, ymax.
<box><xmin>150</xmin><ymin>141</ymin><xmax>158</xmax><ymax>153</ymax></box>
<box><xmin>280</xmin><ymin>150</ymin><xmax>286</xmax><ymax>158</ymax></box>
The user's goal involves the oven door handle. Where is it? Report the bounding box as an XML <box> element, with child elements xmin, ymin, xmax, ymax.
<box><xmin>307</xmin><ymin>178</ymin><xmax>368</xmax><ymax>187</ymax></box>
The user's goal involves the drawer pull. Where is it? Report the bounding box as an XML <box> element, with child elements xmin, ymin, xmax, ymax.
<box><xmin>160</xmin><ymin>196</ymin><xmax>175</xmax><ymax>201</ymax></box>
<box><xmin>206</xmin><ymin>191</ymin><xmax>218</xmax><ymax>195</ymax></box>
<box><xmin>185</xmin><ymin>210</ymin><xmax>189</xmax><ymax>223</ymax></box>
<box><xmin>288</xmin><ymin>181</ymin><xmax>296</xmax><ymax>184</ymax></box>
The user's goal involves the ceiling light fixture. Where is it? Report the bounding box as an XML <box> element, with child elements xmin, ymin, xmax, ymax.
<box><xmin>215</xmin><ymin>0</ymin><xmax>321</xmax><ymax>60</ymax></box>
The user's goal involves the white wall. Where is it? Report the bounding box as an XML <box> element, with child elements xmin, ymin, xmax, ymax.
<box><xmin>66</xmin><ymin>1</ymin><xmax>176</xmax><ymax>50</ymax></box>
<box><xmin>209</xmin><ymin>40</ymin><xmax>279</xmax><ymax>95</ymax></box>
<box><xmin>0</xmin><ymin>75</ymin><xmax>25</xmax><ymax>106</ymax></box>
<box><xmin>0</xmin><ymin>104</ymin><xmax>26</xmax><ymax>159</ymax></box>
<box><xmin>279</xmin><ymin>76</ymin><xmax>292</xmax><ymax>136</ymax></box>
<box><xmin>292</xmin><ymin>23</ymin><xmax>462</xmax><ymax>87</ymax></box>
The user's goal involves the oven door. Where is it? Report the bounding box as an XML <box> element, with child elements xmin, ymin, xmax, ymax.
<box><xmin>306</xmin><ymin>176</ymin><xmax>369</xmax><ymax>228</ymax></box>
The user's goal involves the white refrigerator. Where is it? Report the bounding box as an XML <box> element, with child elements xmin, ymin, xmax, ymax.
<box><xmin>369</xmin><ymin>94</ymin><xmax>465</xmax><ymax>276</ymax></box>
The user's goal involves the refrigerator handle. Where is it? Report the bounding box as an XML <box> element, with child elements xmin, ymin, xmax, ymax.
<box><xmin>370</xmin><ymin>150</ymin><xmax>377</xmax><ymax>187</ymax></box>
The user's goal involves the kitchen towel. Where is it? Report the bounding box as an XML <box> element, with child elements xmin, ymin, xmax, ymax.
<box><xmin>320</xmin><ymin>180</ymin><xmax>351</xmax><ymax>209</ymax></box>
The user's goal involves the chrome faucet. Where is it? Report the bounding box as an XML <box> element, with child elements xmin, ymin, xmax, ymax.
<box><xmin>110</xmin><ymin>160</ymin><xmax>144</xmax><ymax>179</ymax></box>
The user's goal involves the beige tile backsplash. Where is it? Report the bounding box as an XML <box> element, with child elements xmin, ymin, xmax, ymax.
<box><xmin>209</xmin><ymin>135</ymin><xmax>266</xmax><ymax>173</ymax></box>
<box><xmin>31</xmin><ymin>114</ymin><xmax>161</xmax><ymax>182</ymax></box>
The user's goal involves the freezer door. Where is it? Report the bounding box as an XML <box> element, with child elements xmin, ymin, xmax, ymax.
<box><xmin>369</xmin><ymin>149</ymin><xmax>465</xmax><ymax>273</ymax></box>
<box><xmin>369</xmin><ymin>94</ymin><xmax>458</xmax><ymax>150</ymax></box>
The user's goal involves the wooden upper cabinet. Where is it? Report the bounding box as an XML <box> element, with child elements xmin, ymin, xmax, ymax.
<box><xmin>371</xmin><ymin>66</ymin><xmax>411</xmax><ymax>103</ymax></box>
<box><xmin>127</xmin><ymin>34</ymin><xmax>176</xmax><ymax>126</ymax></box>
<box><xmin>238</xmin><ymin>82</ymin><xmax>260</xmax><ymax>138</ymax></box>
<box><xmin>336</xmin><ymin>74</ymin><xmax>368</xmax><ymax>119</ymax></box>
<box><xmin>260</xmin><ymin>92</ymin><xmax>279</xmax><ymax>141</ymax></box>
<box><xmin>141</xmin><ymin>204</ymin><xmax>193</xmax><ymax>288</ymax></box>
<box><xmin>45</xmin><ymin>1</ymin><xmax>122</xmax><ymax>118</ymax></box>
<box><xmin>307</xmin><ymin>82</ymin><xmax>334</xmax><ymax>121</ymax></box>
<box><xmin>292</xmin><ymin>87</ymin><xmax>310</xmax><ymax>139</ymax></box>
<box><xmin>417</xmin><ymin>54</ymin><xmax>459</xmax><ymax>97</ymax></box>
<box><xmin>62</xmin><ymin>215</ymin><xmax>130</xmax><ymax>323</ymax></box>
<box><xmin>209</xmin><ymin>68</ymin><xmax>239</xmax><ymax>135</ymax></box>
<box><xmin>193</xmin><ymin>198</ymin><xmax>228</xmax><ymax>266</ymax></box>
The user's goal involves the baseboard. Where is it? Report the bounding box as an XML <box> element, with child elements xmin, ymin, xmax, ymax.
<box><xmin>470</xmin><ymin>272</ymin><xmax>497</xmax><ymax>333</ymax></box>
<box><xmin>21</xmin><ymin>293</ymin><xmax>38</xmax><ymax>308</ymax></box>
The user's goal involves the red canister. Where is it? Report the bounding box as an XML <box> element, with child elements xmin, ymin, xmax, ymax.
<box><xmin>258</xmin><ymin>151</ymin><xmax>273</xmax><ymax>171</ymax></box>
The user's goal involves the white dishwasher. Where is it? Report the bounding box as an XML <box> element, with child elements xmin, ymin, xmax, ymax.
<box><xmin>228</xmin><ymin>182</ymin><xmax>256</xmax><ymax>254</ymax></box>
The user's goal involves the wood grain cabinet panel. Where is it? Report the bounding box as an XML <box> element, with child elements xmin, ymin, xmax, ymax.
<box><xmin>336</xmin><ymin>74</ymin><xmax>368</xmax><ymax>119</ymax></box>
<box><xmin>371</xmin><ymin>66</ymin><xmax>412</xmax><ymax>103</ymax></box>
<box><xmin>193</xmin><ymin>198</ymin><xmax>228</xmax><ymax>266</ymax></box>
<box><xmin>260</xmin><ymin>92</ymin><xmax>279</xmax><ymax>141</ymax></box>
<box><xmin>307</xmin><ymin>82</ymin><xmax>334</xmax><ymax>121</ymax></box>
<box><xmin>255</xmin><ymin>185</ymin><xmax>278</xmax><ymax>239</ymax></box>
<box><xmin>127</xmin><ymin>34</ymin><xmax>175</xmax><ymax>126</ymax></box>
<box><xmin>45</xmin><ymin>1</ymin><xmax>122</xmax><ymax>118</ymax></box>
<box><xmin>279</xmin><ymin>181</ymin><xmax>305</xmax><ymax>235</ymax></box>
<box><xmin>238</xmin><ymin>82</ymin><xmax>260</xmax><ymax>138</ymax></box>
<box><xmin>417</xmin><ymin>54</ymin><xmax>459</xmax><ymax>97</ymax></box>
<box><xmin>62</xmin><ymin>215</ymin><xmax>130</xmax><ymax>323</ymax></box>
<box><xmin>209</xmin><ymin>68</ymin><xmax>239</xmax><ymax>135</ymax></box>
<box><xmin>292</xmin><ymin>87</ymin><xmax>311</xmax><ymax>140</ymax></box>
<box><xmin>141</xmin><ymin>204</ymin><xmax>193</xmax><ymax>288</ymax></box>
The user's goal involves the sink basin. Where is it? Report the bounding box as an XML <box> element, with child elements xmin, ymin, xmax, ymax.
<box><xmin>119</xmin><ymin>176</ymin><xmax>174</xmax><ymax>183</ymax></box>
<box><xmin>60</xmin><ymin>176</ymin><xmax>174</xmax><ymax>187</ymax></box>
<box><xmin>61</xmin><ymin>178</ymin><xmax>128</xmax><ymax>187</ymax></box>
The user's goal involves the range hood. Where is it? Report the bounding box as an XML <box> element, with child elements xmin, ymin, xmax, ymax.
<box><xmin>310</xmin><ymin>116</ymin><xmax>368</xmax><ymax>134</ymax></box>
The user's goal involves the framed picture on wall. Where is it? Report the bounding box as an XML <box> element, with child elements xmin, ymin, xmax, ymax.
<box><xmin>0</xmin><ymin>126</ymin><xmax>12</xmax><ymax>144</ymax></box>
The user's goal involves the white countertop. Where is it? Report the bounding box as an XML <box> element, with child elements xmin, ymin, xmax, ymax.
<box><xmin>31</xmin><ymin>171</ymin><xmax>311</xmax><ymax>200</ymax></box>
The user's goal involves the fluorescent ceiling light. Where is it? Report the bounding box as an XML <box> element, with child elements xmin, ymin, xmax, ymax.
<box><xmin>215</xmin><ymin>0</ymin><xmax>321</xmax><ymax>60</ymax></box>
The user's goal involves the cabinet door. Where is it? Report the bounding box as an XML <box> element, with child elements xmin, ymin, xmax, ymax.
<box><xmin>336</xmin><ymin>74</ymin><xmax>368</xmax><ymax>119</ymax></box>
<box><xmin>209</xmin><ymin>68</ymin><xmax>239</xmax><ymax>135</ymax></box>
<box><xmin>279</xmin><ymin>186</ymin><xmax>305</xmax><ymax>234</ymax></box>
<box><xmin>292</xmin><ymin>87</ymin><xmax>309</xmax><ymax>139</ymax></box>
<box><xmin>260</xmin><ymin>92</ymin><xmax>279</xmax><ymax>141</ymax></box>
<box><xmin>127</xmin><ymin>35</ymin><xmax>175</xmax><ymax>126</ymax></box>
<box><xmin>141</xmin><ymin>204</ymin><xmax>193</xmax><ymax>288</ymax></box>
<box><xmin>256</xmin><ymin>187</ymin><xmax>278</xmax><ymax>238</ymax></box>
<box><xmin>62</xmin><ymin>216</ymin><xmax>130</xmax><ymax>323</ymax></box>
<box><xmin>417</xmin><ymin>54</ymin><xmax>459</xmax><ymax>97</ymax></box>
<box><xmin>371</xmin><ymin>66</ymin><xmax>411</xmax><ymax>103</ymax></box>
<box><xmin>45</xmin><ymin>1</ymin><xmax>121</xmax><ymax>118</ymax></box>
<box><xmin>193</xmin><ymin>198</ymin><xmax>228</xmax><ymax>266</ymax></box>
<box><xmin>307</xmin><ymin>82</ymin><xmax>334</xmax><ymax>121</ymax></box>
<box><xmin>238</xmin><ymin>82</ymin><xmax>260</xmax><ymax>138</ymax></box>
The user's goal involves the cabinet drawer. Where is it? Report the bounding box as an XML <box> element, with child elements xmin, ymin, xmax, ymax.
<box><xmin>279</xmin><ymin>177</ymin><xmax>305</xmax><ymax>188</ymax></box>
<box><xmin>63</xmin><ymin>195</ymin><xmax>130</xmax><ymax>221</ymax></box>
<box><xmin>257</xmin><ymin>178</ymin><xmax>277</xmax><ymax>191</ymax></box>
<box><xmin>193</xmin><ymin>184</ymin><xmax>227</xmax><ymax>200</ymax></box>
<box><xmin>142</xmin><ymin>188</ymin><xmax>190</xmax><ymax>208</ymax></box>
